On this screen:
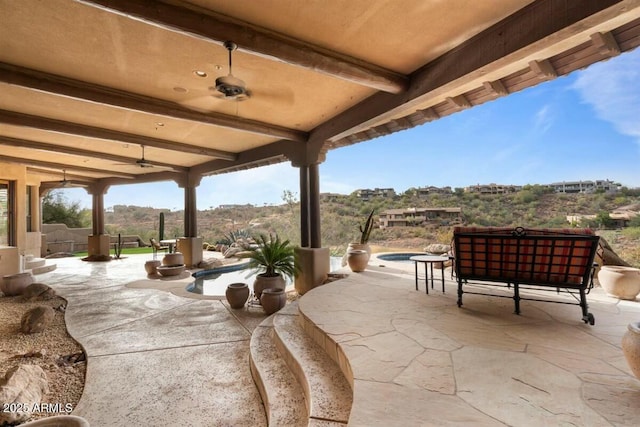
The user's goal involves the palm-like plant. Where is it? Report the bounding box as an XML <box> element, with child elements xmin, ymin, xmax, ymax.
<box><xmin>244</xmin><ymin>234</ymin><xmax>299</xmax><ymax>279</ymax></box>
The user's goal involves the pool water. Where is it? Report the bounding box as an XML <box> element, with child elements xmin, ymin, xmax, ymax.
<box><xmin>187</xmin><ymin>256</ymin><xmax>344</xmax><ymax>296</ymax></box>
<box><xmin>375</xmin><ymin>252</ymin><xmax>428</xmax><ymax>263</ymax></box>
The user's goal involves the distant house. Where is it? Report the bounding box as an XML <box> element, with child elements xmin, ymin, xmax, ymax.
<box><xmin>413</xmin><ymin>186</ymin><xmax>453</xmax><ymax>197</ymax></box>
<box><xmin>464</xmin><ymin>183</ymin><xmax>522</xmax><ymax>194</ymax></box>
<box><xmin>354</xmin><ymin>188</ymin><xmax>396</xmax><ymax>200</ymax></box>
<box><xmin>567</xmin><ymin>204</ymin><xmax>638</xmax><ymax>228</ymax></box>
<box><xmin>379</xmin><ymin>207</ymin><xmax>462</xmax><ymax>227</ymax></box>
<box><xmin>549</xmin><ymin>179</ymin><xmax>621</xmax><ymax>194</ymax></box>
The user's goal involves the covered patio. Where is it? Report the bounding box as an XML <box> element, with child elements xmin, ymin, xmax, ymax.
<box><xmin>2</xmin><ymin>0</ymin><xmax>640</xmax><ymax>282</ymax></box>
<box><xmin>2</xmin><ymin>1</ymin><xmax>640</xmax><ymax>425</ymax></box>
<box><xmin>36</xmin><ymin>253</ymin><xmax>640</xmax><ymax>426</ymax></box>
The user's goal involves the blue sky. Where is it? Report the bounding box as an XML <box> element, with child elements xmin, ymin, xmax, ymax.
<box><xmin>64</xmin><ymin>49</ymin><xmax>640</xmax><ymax>210</ymax></box>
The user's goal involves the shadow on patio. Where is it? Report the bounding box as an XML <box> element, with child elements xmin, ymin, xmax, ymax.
<box><xmin>42</xmin><ymin>254</ymin><xmax>640</xmax><ymax>426</ymax></box>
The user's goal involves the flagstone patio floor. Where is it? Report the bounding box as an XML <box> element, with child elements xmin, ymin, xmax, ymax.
<box><xmin>39</xmin><ymin>253</ymin><xmax>640</xmax><ymax>426</ymax></box>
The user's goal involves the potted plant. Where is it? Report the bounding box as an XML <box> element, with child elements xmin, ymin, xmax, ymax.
<box><xmin>243</xmin><ymin>233</ymin><xmax>299</xmax><ymax>300</ymax></box>
<box><xmin>347</xmin><ymin>209</ymin><xmax>375</xmax><ymax>262</ymax></box>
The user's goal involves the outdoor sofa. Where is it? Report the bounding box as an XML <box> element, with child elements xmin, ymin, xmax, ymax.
<box><xmin>452</xmin><ymin>226</ymin><xmax>601</xmax><ymax>325</ymax></box>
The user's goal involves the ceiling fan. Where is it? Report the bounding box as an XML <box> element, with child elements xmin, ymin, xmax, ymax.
<box><xmin>134</xmin><ymin>145</ymin><xmax>155</xmax><ymax>168</ymax></box>
<box><xmin>113</xmin><ymin>145</ymin><xmax>172</xmax><ymax>170</ymax></box>
<box><xmin>212</xmin><ymin>41</ymin><xmax>250</xmax><ymax>101</ymax></box>
<box><xmin>59</xmin><ymin>169</ymin><xmax>71</xmax><ymax>187</ymax></box>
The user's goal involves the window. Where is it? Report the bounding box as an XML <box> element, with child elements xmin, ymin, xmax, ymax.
<box><xmin>26</xmin><ymin>186</ymin><xmax>33</xmax><ymax>232</ymax></box>
<box><xmin>0</xmin><ymin>180</ymin><xmax>14</xmax><ymax>246</ymax></box>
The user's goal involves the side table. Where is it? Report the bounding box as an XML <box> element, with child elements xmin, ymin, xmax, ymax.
<box><xmin>410</xmin><ymin>255</ymin><xmax>449</xmax><ymax>294</ymax></box>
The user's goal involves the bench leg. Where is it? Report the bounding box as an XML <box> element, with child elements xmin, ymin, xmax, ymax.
<box><xmin>513</xmin><ymin>283</ymin><xmax>521</xmax><ymax>315</ymax></box>
<box><xmin>457</xmin><ymin>280</ymin><xmax>463</xmax><ymax>307</ymax></box>
<box><xmin>579</xmin><ymin>288</ymin><xmax>595</xmax><ymax>325</ymax></box>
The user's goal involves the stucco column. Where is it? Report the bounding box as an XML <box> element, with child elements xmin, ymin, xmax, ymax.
<box><xmin>85</xmin><ymin>181</ymin><xmax>111</xmax><ymax>259</ymax></box>
<box><xmin>299</xmin><ymin>165</ymin><xmax>310</xmax><ymax>248</ymax></box>
<box><xmin>184</xmin><ymin>185</ymin><xmax>198</xmax><ymax>238</ymax></box>
<box><xmin>175</xmin><ymin>172</ymin><xmax>203</xmax><ymax>267</ymax></box>
<box><xmin>309</xmin><ymin>163</ymin><xmax>321</xmax><ymax>248</ymax></box>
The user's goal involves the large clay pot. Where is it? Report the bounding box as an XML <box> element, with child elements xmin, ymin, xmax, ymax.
<box><xmin>162</xmin><ymin>252</ymin><xmax>184</xmax><ymax>266</ymax></box>
<box><xmin>598</xmin><ymin>266</ymin><xmax>640</xmax><ymax>300</ymax></box>
<box><xmin>348</xmin><ymin>243</ymin><xmax>371</xmax><ymax>261</ymax></box>
<box><xmin>622</xmin><ymin>321</ymin><xmax>640</xmax><ymax>380</ymax></box>
<box><xmin>260</xmin><ymin>288</ymin><xmax>286</xmax><ymax>315</ymax></box>
<box><xmin>145</xmin><ymin>260</ymin><xmax>161</xmax><ymax>275</ymax></box>
<box><xmin>226</xmin><ymin>282</ymin><xmax>250</xmax><ymax>309</ymax></box>
<box><xmin>1</xmin><ymin>272</ymin><xmax>34</xmax><ymax>296</ymax></box>
<box><xmin>347</xmin><ymin>250</ymin><xmax>368</xmax><ymax>272</ymax></box>
<box><xmin>19</xmin><ymin>415</ymin><xmax>90</xmax><ymax>427</ymax></box>
<box><xmin>253</xmin><ymin>274</ymin><xmax>286</xmax><ymax>300</ymax></box>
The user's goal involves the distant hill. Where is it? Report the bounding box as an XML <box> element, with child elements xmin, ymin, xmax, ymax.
<box><xmin>100</xmin><ymin>188</ymin><xmax>640</xmax><ymax>267</ymax></box>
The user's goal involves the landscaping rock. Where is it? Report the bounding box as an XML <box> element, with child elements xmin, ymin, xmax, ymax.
<box><xmin>21</xmin><ymin>306</ymin><xmax>55</xmax><ymax>334</ymax></box>
<box><xmin>0</xmin><ymin>365</ymin><xmax>49</xmax><ymax>425</ymax></box>
<box><xmin>23</xmin><ymin>283</ymin><xmax>56</xmax><ymax>301</ymax></box>
<box><xmin>424</xmin><ymin>243</ymin><xmax>451</xmax><ymax>254</ymax></box>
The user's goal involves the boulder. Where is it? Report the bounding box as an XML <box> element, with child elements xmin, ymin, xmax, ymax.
<box><xmin>0</xmin><ymin>365</ymin><xmax>49</xmax><ymax>425</ymax></box>
<box><xmin>424</xmin><ymin>243</ymin><xmax>451</xmax><ymax>255</ymax></box>
<box><xmin>23</xmin><ymin>283</ymin><xmax>56</xmax><ymax>301</ymax></box>
<box><xmin>21</xmin><ymin>306</ymin><xmax>55</xmax><ymax>334</ymax></box>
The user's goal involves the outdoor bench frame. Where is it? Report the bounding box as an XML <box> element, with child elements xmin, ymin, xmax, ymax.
<box><xmin>453</xmin><ymin>226</ymin><xmax>600</xmax><ymax>325</ymax></box>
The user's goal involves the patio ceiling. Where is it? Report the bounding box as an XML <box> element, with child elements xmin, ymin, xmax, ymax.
<box><xmin>1</xmin><ymin>0</ymin><xmax>639</xmax><ymax>188</ymax></box>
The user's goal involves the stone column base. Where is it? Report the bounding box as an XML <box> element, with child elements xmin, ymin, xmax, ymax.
<box><xmin>87</xmin><ymin>235</ymin><xmax>111</xmax><ymax>261</ymax></box>
<box><xmin>294</xmin><ymin>247</ymin><xmax>330</xmax><ymax>296</ymax></box>
<box><xmin>177</xmin><ymin>237</ymin><xmax>203</xmax><ymax>268</ymax></box>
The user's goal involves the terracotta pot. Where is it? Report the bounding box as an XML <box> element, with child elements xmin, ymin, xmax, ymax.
<box><xmin>19</xmin><ymin>415</ymin><xmax>89</xmax><ymax>427</ymax></box>
<box><xmin>1</xmin><ymin>272</ymin><xmax>34</xmax><ymax>296</ymax></box>
<box><xmin>162</xmin><ymin>252</ymin><xmax>184</xmax><ymax>266</ymax></box>
<box><xmin>260</xmin><ymin>288</ymin><xmax>286</xmax><ymax>315</ymax></box>
<box><xmin>347</xmin><ymin>250</ymin><xmax>368</xmax><ymax>272</ymax></box>
<box><xmin>622</xmin><ymin>321</ymin><xmax>640</xmax><ymax>380</ymax></box>
<box><xmin>253</xmin><ymin>274</ymin><xmax>286</xmax><ymax>300</ymax></box>
<box><xmin>145</xmin><ymin>260</ymin><xmax>161</xmax><ymax>275</ymax></box>
<box><xmin>598</xmin><ymin>266</ymin><xmax>640</xmax><ymax>300</ymax></box>
<box><xmin>225</xmin><ymin>282</ymin><xmax>250</xmax><ymax>309</ymax></box>
<box><xmin>348</xmin><ymin>242</ymin><xmax>371</xmax><ymax>261</ymax></box>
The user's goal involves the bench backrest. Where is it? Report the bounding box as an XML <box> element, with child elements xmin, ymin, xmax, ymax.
<box><xmin>453</xmin><ymin>226</ymin><xmax>600</xmax><ymax>287</ymax></box>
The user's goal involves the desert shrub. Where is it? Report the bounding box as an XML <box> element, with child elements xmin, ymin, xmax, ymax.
<box><xmin>622</xmin><ymin>226</ymin><xmax>640</xmax><ymax>239</ymax></box>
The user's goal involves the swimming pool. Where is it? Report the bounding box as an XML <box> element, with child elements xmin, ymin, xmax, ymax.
<box><xmin>374</xmin><ymin>252</ymin><xmax>427</xmax><ymax>262</ymax></box>
<box><xmin>187</xmin><ymin>257</ymin><xmax>344</xmax><ymax>296</ymax></box>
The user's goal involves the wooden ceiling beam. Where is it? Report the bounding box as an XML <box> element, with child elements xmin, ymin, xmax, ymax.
<box><xmin>0</xmin><ymin>63</ymin><xmax>307</xmax><ymax>144</ymax></box>
<box><xmin>27</xmin><ymin>167</ymin><xmax>97</xmax><ymax>183</ymax></box>
<box><xmin>0</xmin><ymin>110</ymin><xmax>235</xmax><ymax>161</ymax></box>
<box><xmin>483</xmin><ymin>80</ymin><xmax>509</xmax><ymax>96</ymax></box>
<box><xmin>447</xmin><ymin>95</ymin><xmax>472</xmax><ymax>109</ymax></box>
<box><xmin>528</xmin><ymin>59</ymin><xmax>557</xmax><ymax>80</ymax></box>
<box><xmin>0</xmin><ymin>154</ymin><xmax>136</xmax><ymax>178</ymax></box>
<box><xmin>0</xmin><ymin>136</ymin><xmax>187</xmax><ymax>172</ymax></box>
<box><xmin>590</xmin><ymin>31</ymin><xmax>621</xmax><ymax>56</ymax></box>
<box><xmin>77</xmin><ymin>0</ymin><xmax>408</xmax><ymax>94</ymax></box>
<box><xmin>192</xmin><ymin>140</ymin><xmax>293</xmax><ymax>176</ymax></box>
<box><xmin>309</xmin><ymin>0</ymin><xmax>626</xmax><ymax>144</ymax></box>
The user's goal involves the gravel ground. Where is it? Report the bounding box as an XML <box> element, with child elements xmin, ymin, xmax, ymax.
<box><xmin>0</xmin><ymin>294</ymin><xmax>85</xmax><ymax>423</ymax></box>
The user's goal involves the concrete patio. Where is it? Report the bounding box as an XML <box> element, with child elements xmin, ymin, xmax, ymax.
<box><xmin>40</xmin><ymin>253</ymin><xmax>640</xmax><ymax>426</ymax></box>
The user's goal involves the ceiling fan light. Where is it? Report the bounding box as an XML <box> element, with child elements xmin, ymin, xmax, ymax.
<box><xmin>215</xmin><ymin>75</ymin><xmax>248</xmax><ymax>98</ymax></box>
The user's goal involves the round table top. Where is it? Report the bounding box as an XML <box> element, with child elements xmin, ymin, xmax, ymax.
<box><xmin>409</xmin><ymin>255</ymin><xmax>450</xmax><ymax>262</ymax></box>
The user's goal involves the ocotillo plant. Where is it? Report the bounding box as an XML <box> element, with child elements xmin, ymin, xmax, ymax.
<box><xmin>113</xmin><ymin>233</ymin><xmax>123</xmax><ymax>259</ymax></box>
<box><xmin>159</xmin><ymin>212</ymin><xmax>165</xmax><ymax>241</ymax></box>
<box><xmin>359</xmin><ymin>210</ymin><xmax>375</xmax><ymax>244</ymax></box>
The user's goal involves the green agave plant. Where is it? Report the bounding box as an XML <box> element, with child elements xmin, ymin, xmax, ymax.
<box><xmin>244</xmin><ymin>233</ymin><xmax>300</xmax><ymax>279</ymax></box>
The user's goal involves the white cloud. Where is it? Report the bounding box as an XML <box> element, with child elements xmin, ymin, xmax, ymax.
<box><xmin>533</xmin><ymin>104</ymin><xmax>554</xmax><ymax>134</ymax></box>
<box><xmin>573</xmin><ymin>50</ymin><xmax>640</xmax><ymax>142</ymax></box>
